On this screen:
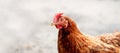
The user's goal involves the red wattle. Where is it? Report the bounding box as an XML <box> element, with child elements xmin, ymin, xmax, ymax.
<box><xmin>56</xmin><ymin>25</ymin><xmax>62</xmax><ymax>29</ymax></box>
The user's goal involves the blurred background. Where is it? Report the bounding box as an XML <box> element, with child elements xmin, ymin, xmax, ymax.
<box><xmin>0</xmin><ymin>0</ymin><xmax>120</xmax><ymax>53</ymax></box>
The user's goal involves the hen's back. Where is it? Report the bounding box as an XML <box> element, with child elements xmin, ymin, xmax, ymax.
<box><xmin>99</xmin><ymin>32</ymin><xmax>120</xmax><ymax>48</ymax></box>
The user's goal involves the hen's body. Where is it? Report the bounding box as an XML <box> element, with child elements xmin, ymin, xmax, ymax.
<box><xmin>57</xmin><ymin>17</ymin><xmax>119</xmax><ymax>53</ymax></box>
<box><xmin>52</xmin><ymin>13</ymin><xmax>120</xmax><ymax>53</ymax></box>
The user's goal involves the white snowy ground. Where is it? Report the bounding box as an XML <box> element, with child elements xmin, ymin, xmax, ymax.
<box><xmin>0</xmin><ymin>0</ymin><xmax>120</xmax><ymax>53</ymax></box>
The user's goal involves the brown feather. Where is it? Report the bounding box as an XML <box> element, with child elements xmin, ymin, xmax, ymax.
<box><xmin>99</xmin><ymin>32</ymin><xmax>120</xmax><ymax>48</ymax></box>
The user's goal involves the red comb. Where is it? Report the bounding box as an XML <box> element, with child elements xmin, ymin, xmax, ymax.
<box><xmin>55</xmin><ymin>13</ymin><xmax>63</xmax><ymax>19</ymax></box>
<box><xmin>54</xmin><ymin>13</ymin><xmax>63</xmax><ymax>22</ymax></box>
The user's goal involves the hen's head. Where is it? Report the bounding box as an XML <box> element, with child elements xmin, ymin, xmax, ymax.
<box><xmin>52</xmin><ymin>13</ymin><xmax>68</xmax><ymax>29</ymax></box>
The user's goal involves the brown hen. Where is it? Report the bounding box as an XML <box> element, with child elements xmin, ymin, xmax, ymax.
<box><xmin>52</xmin><ymin>13</ymin><xmax>120</xmax><ymax>53</ymax></box>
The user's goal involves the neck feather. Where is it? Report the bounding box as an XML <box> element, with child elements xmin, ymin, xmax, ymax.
<box><xmin>60</xmin><ymin>17</ymin><xmax>82</xmax><ymax>35</ymax></box>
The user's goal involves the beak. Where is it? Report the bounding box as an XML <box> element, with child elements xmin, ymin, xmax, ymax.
<box><xmin>51</xmin><ymin>22</ymin><xmax>56</xmax><ymax>26</ymax></box>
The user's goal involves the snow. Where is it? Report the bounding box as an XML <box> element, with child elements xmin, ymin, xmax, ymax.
<box><xmin>0</xmin><ymin>0</ymin><xmax>120</xmax><ymax>53</ymax></box>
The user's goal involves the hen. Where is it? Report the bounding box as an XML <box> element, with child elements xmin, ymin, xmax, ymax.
<box><xmin>52</xmin><ymin>13</ymin><xmax>120</xmax><ymax>53</ymax></box>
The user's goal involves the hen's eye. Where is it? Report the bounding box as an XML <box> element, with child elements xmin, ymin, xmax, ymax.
<box><xmin>59</xmin><ymin>18</ymin><xmax>63</xmax><ymax>21</ymax></box>
<box><xmin>60</xmin><ymin>18</ymin><xmax>63</xmax><ymax>21</ymax></box>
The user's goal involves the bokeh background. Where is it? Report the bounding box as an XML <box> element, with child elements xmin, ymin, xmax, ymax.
<box><xmin>0</xmin><ymin>0</ymin><xmax>120</xmax><ymax>53</ymax></box>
